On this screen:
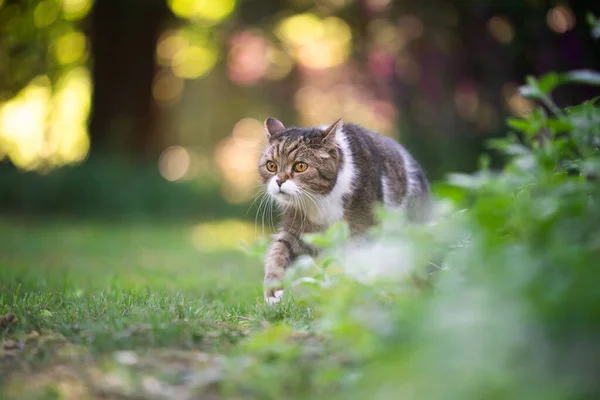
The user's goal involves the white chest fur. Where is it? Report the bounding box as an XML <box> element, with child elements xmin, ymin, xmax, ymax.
<box><xmin>304</xmin><ymin>127</ymin><xmax>356</xmax><ymax>227</ymax></box>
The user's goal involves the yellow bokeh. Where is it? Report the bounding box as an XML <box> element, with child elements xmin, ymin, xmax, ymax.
<box><xmin>214</xmin><ymin>118</ymin><xmax>263</xmax><ymax>203</ymax></box>
<box><xmin>158</xmin><ymin>146</ymin><xmax>191</xmax><ymax>181</ymax></box>
<box><xmin>172</xmin><ymin>44</ymin><xmax>218</xmax><ymax>79</ymax></box>
<box><xmin>0</xmin><ymin>69</ymin><xmax>91</xmax><ymax>171</ymax></box>
<box><xmin>34</xmin><ymin>0</ymin><xmax>61</xmax><ymax>28</ymax></box>
<box><xmin>156</xmin><ymin>30</ymin><xmax>189</xmax><ymax>65</ymax></box>
<box><xmin>168</xmin><ymin>0</ymin><xmax>236</xmax><ymax>23</ymax></box>
<box><xmin>54</xmin><ymin>31</ymin><xmax>87</xmax><ymax>65</ymax></box>
<box><xmin>62</xmin><ymin>0</ymin><xmax>93</xmax><ymax>21</ymax></box>
<box><xmin>191</xmin><ymin>219</ymin><xmax>256</xmax><ymax>252</ymax></box>
<box><xmin>277</xmin><ymin>13</ymin><xmax>325</xmax><ymax>47</ymax></box>
<box><xmin>264</xmin><ymin>46</ymin><xmax>293</xmax><ymax>80</ymax></box>
<box><xmin>47</xmin><ymin>68</ymin><xmax>91</xmax><ymax>165</ymax></box>
<box><xmin>0</xmin><ymin>77</ymin><xmax>51</xmax><ymax>170</ymax></box>
<box><xmin>153</xmin><ymin>70</ymin><xmax>184</xmax><ymax>104</ymax></box>
<box><xmin>276</xmin><ymin>14</ymin><xmax>352</xmax><ymax>69</ymax></box>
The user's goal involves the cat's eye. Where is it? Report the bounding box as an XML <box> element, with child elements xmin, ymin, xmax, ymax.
<box><xmin>293</xmin><ymin>162</ymin><xmax>308</xmax><ymax>173</ymax></box>
<box><xmin>266</xmin><ymin>161</ymin><xmax>277</xmax><ymax>172</ymax></box>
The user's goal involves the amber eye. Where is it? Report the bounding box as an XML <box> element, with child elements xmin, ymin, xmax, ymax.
<box><xmin>266</xmin><ymin>161</ymin><xmax>277</xmax><ymax>172</ymax></box>
<box><xmin>293</xmin><ymin>162</ymin><xmax>308</xmax><ymax>173</ymax></box>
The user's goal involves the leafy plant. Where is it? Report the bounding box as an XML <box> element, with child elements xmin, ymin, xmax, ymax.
<box><xmin>229</xmin><ymin>20</ymin><xmax>600</xmax><ymax>400</ymax></box>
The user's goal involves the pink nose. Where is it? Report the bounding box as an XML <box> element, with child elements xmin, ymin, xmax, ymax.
<box><xmin>276</xmin><ymin>178</ymin><xmax>286</xmax><ymax>187</ymax></box>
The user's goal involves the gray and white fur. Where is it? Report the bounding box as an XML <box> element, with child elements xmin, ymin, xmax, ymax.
<box><xmin>257</xmin><ymin>117</ymin><xmax>429</xmax><ymax>304</ymax></box>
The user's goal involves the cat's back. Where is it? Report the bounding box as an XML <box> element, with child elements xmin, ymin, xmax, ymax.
<box><xmin>341</xmin><ymin>122</ymin><xmax>429</xmax><ymax>213</ymax></box>
<box><xmin>341</xmin><ymin>122</ymin><xmax>415</xmax><ymax>172</ymax></box>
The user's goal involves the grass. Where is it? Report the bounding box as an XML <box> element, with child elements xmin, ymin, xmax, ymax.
<box><xmin>0</xmin><ymin>218</ymin><xmax>312</xmax><ymax>399</ymax></box>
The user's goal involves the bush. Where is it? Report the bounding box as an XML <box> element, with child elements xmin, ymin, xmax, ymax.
<box><xmin>230</xmin><ymin>16</ymin><xmax>600</xmax><ymax>400</ymax></box>
<box><xmin>0</xmin><ymin>156</ymin><xmax>247</xmax><ymax>221</ymax></box>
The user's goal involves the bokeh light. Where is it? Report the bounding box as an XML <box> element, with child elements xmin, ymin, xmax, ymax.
<box><xmin>62</xmin><ymin>0</ymin><xmax>93</xmax><ymax>21</ymax></box>
<box><xmin>365</xmin><ymin>0</ymin><xmax>391</xmax><ymax>13</ymax></box>
<box><xmin>368</xmin><ymin>49</ymin><xmax>395</xmax><ymax>78</ymax></box>
<box><xmin>53</xmin><ymin>31</ymin><xmax>87</xmax><ymax>65</ymax></box>
<box><xmin>0</xmin><ymin>77</ymin><xmax>51</xmax><ymax>170</ymax></box>
<box><xmin>397</xmin><ymin>14</ymin><xmax>424</xmax><ymax>40</ymax></box>
<box><xmin>46</xmin><ymin>68</ymin><xmax>92</xmax><ymax>166</ymax></box>
<box><xmin>158</xmin><ymin>146</ymin><xmax>192</xmax><ymax>181</ymax></box>
<box><xmin>226</xmin><ymin>29</ymin><xmax>294</xmax><ymax>83</ymax></box>
<box><xmin>156</xmin><ymin>30</ymin><xmax>188</xmax><ymax>66</ymax></box>
<box><xmin>454</xmin><ymin>82</ymin><xmax>480</xmax><ymax>121</ymax></box>
<box><xmin>276</xmin><ymin>13</ymin><xmax>352</xmax><ymax>70</ymax></box>
<box><xmin>214</xmin><ymin>118</ymin><xmax>263</xmax><ymax>204</ymax></box>
<box><xmin>503</xmin><ymin>83</ymin><xmax>535</xmax><ymax>117</ymax></box>
<box><xmin>171</xmin><ymin>42</ymin><xmax>218</xmax><ymax>79</ymax></box>
<box><xmin>34</xmin><ymin>0</ymin><xmax>61</xmax><ymax>28</ymax></box>
<box><xmin>191</xmin><ymin>219</ymin><xmax>255</xmax><ymax>251</ymax></box>
<box><xmin>546</xmin><ymin>5</ymin><xmax>576</xmax><ymax>33</ymax></box>
<box><xmin>167</xmin><ymin>0</ymin><xmax>236</xmax><ymax>24</ymax></box>
<box><xmin>395</xmin><ymin>55</ymin><xmax>421</xmax><ymax>84</ymax></box>
<box><xmin>227</xmin><ymin>31</ymin><xmax>269</xmax><ymax>86</ymax></box>
<box><xmin>487</xmin><ymin>16</ymin><xmax>515</xmax><ymax>44</ymax></box>
<box><xmin>264</xmin><ymin>47</ymin><xmax>294</xmax><ymax>81</ymax></box>
<box><xmin>368</xmin><ymin>19</ymin><xmax>406</xmax><ymax>54</ymax></box>
<box><xmin>153</xmin><ymin>70</ymin><xmax>184</xmax><ymax>106</ymax></box>
<box><xmin>0</xmin><ymin>68</ymin><xmax>91</xmax><ymax>170</ymax></box>
<box><xmin>294</xmin><ymin>81</ymin><xmax>397</xmax><ymax>135</ymax></box>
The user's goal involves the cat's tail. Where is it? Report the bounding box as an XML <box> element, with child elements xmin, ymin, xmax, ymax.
<box><xmin>404</xmin><ymin>167</ymin><xmax>432</xmax><ymax>224</ymax></box>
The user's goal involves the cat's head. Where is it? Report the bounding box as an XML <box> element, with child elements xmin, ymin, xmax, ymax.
<box><xmin>258</xmin><ymin>117</ymin><xmax>343</xmax><ymax>206</ymax></box>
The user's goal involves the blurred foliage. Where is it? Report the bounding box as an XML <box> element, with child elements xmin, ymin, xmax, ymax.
<box><xmin>1</xmin><ymin>0</ymin><xmax>599</xmax><ymax>217</ymax></box>
<box><xmin>226</xmin><ymin>22</ymin><xmax>600</xmax><ymax>399</ymax></box>
<box><xmin>0</xmin><ymin>158</ymin><xmax>248</xmax><ymax>220</ymax></box>
<box><xmin>0</xmin><ymin>0</ymin><xmax>91</xmax><ymax>97</ymax></box>
<box><xmin>1</xmin><ymin>18</ymin><xmax>599</xmax><ymax>396</ymax></box>
<box><xmin>0</xmin><ymin>0</ymin><xmax>92</xmax><ymax>170</ymax></box>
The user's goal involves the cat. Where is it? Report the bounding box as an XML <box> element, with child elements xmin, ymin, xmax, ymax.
<box><xmin>258</xmin><ymin>117</ymin><xmax>430</xmax><ymax>304</ymax></box>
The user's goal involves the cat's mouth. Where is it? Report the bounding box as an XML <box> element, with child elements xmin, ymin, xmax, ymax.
<box><xmin>273</xmin><ymin>190</ymin><xmax>292</xmax><ymax>202</ymax></box>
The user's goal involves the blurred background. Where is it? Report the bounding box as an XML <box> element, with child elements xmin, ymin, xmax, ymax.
<box><xmin>0</xmin><ymin>0</ymin><xmax>599</xmax><ymax>223</ymax></box>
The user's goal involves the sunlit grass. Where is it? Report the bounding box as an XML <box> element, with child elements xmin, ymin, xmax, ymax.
<box><xmin>0</xmin><ymin>218</ymin><xmax>315</xmax><ymax>398</ymax></box>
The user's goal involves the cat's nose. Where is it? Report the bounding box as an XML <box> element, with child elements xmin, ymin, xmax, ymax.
<box><xmin>276</xmin><ymin>177</ymin><xmax>286</xmax><ymax>187</ymax></box>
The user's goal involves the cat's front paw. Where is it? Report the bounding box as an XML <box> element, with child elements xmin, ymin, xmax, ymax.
<box><xmin>264</xmin><ymin>274</ymin><xmax>284</xmax><ymax>305</ymax></box>
<box><xmin>264</xmin><ymin>288</ymin><xmax>284</xmax><ymax>305</ymax></box>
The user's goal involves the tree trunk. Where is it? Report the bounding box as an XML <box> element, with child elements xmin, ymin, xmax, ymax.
<box><xmin>88</xmin><ymin>0</ymin><xmax>170</xmax><ymax>159</ymax></box>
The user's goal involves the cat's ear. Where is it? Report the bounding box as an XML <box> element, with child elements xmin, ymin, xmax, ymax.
<box><xmin>321</xmin><ymin>118</ymin><xmax>342</xmax><ymax>146</ymax></box>
<box><xmin>264</xmin><ymin>117</ymin><xmax>285</xmax><ymax>139</ymax></box>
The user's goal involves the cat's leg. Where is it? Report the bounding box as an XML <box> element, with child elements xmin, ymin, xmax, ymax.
<box><xmin>346</xmin><ymin>207</ymin><xmax>376</xmax><ymax>237</ymax></box>
<box><xmin>264</xmin><ymin>231</ymin><xmax>318</xmax><ymax>305</ymax></box>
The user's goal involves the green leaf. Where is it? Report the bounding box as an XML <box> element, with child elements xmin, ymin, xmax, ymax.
<box><xmin>519</xmin><ymin>76</ymin><xmax>544</xmax><ymax>99</ymax></box>
<box><xmin>546</xmin><ymin>118</ymin><xmax>573</xmax><ymax>135</ymax></box>
<box><xmin>432</xmin><ymin>183</ymin><xmax>466</xmax><ymax>204</ymax></box>
<box><xmin>565</xmin><ymin>70</ymin><xmax>600</xmax><ymax>86</ymax></box>
<box><xmin>321</xmin><ymin>257</ymin><xmax>335</xmax><ymax>271</ymax></box>
<box><xmin>478</xmin><ymin>153</ymin><xmax>491</xmax><ymax>170</ymax></box>
<box><xmin>587</xmin><ymin>12</ymin><xmax>600</xmax><ymax>39</ymax></box>
<box><xmin>538</xmin><ymin>72</ymin><xmax>563</xmax><ymax>94</ymax></box>
<box><xmin>447</xmin><ymin>172</ymin><xmax>491</xmax><ymax>190</ymax></box>
<box><xmin>587</xmin><ymin>12</ymin><xmax>597</xmax><ymax>27</ymax></box>
<box><xmin>506</xmin><ymin>118</ymin><xmax>533</xmax><ymax>133</ymax></box>
<box><xmin>291</xmin><ymin>277</ymin><xmax>323</xmax><ymax>288</ymax></box>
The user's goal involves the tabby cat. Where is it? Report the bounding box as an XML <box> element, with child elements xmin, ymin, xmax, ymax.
<box><xmin>258</xmin><ymin>117</ymin><xmax>429</xmax><ymax>304</ymax></box>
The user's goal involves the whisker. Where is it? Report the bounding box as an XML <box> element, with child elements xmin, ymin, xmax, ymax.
<box><xmin>268</xmin><ymin>199</ymin><xmax>277</xmax><ymax>234</ymax></box>
<box><xmin>246</xmin><ymin>187</ymin><xmax>266</xmax><ymax>216</ymax></box>
<box><xmin>254</xmin><ymin>193</ymin><xmax>268</xmax><ymax>239</ymax></box>
<box><xmin>299</xmin><ymin>188</ymin><xmax>324</xmax><ymax>221</ymax></box>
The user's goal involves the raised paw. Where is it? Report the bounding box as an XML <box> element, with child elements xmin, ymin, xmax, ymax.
<box><xmin>264</xmin><ymin>288</ymin><xmax>284</xmax><ymax>305</ymax></box>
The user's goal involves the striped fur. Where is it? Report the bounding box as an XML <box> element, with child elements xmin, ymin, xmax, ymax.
<box><xmin>258</xmin><ymin>118</ymin><xmax>429</xmax><ymax>304</ymax></box>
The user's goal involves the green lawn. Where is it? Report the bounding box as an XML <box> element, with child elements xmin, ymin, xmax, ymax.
<box><xmin>0</xmin><ymin>218</ymin><xmax>312</xmax><ymax>399</ymax></box>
